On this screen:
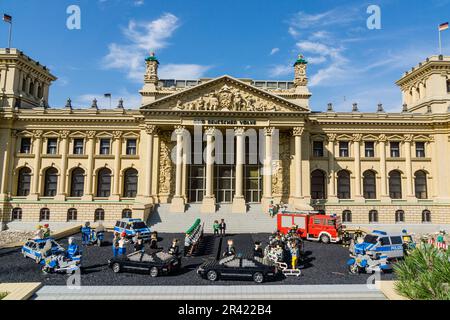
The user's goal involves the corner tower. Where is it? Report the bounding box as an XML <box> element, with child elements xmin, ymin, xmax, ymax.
<box><xmin>396</xmin><ymin>55</ymin><xmax>450</xmax><ymax>113</ymax></box>
<box><xmin>0</xmin><ymin>48</ymin><xmax>57</xmax><ymax>109</ymax></box>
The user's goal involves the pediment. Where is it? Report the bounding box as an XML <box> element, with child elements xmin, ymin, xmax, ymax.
<box><xmin>141</xmin><ymin>75</ymin><xmax>309</xmax><ymax>113</ymax></box>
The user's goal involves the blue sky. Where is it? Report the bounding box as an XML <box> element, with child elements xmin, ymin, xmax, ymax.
<box><xmin>1</xmin><ymin>0</ymin><xmax>449</xmax><ymax>111</ymax></box>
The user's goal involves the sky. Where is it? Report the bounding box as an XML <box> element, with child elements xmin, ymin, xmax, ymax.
<box><xmin>1</xmin><ymin>0</ymin><xmax>450</xmax><ymax>112</ymax></box>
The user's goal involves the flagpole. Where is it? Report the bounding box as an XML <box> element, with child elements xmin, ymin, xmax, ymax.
<box><xmin>439</xmin><ymin>29</ymin><xmax>442</xmax><ymax>55</ymax></box>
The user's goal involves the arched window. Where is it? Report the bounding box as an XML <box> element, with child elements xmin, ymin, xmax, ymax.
<box><xmin>389</xmin><ymin>171</ymin><xmax>402</xmax><ymax>199</ymax></box>
<box><xmin>70</xmin><ymin>168</ymin><xmax>85</xmax><ymax>197</ymax></box>
<box><xmin>29</xmin><ymin>81</ymin><xmax>35</xmax><ymax>95</ymax></box>
<box><xmin>342</xmin><ymin>210</ymin><xmax>352</xmax><ymax>223</ymax></box>
<box><xmin>369</xmin><ymin>210</ymin><xmax>378</xmax><ymax>223</ymax></box>
<box><xmin>337</xmin><ymin>170</ymin><xmax>351</xmax><ymax>199</ymax></box>
<box><xmin>17</xmin><ymin>167</ymin><xmax>31</xmax><ymax>196</ymax></box>
<box><xmin>96</xmin><ymin>168</ymin><xmax>111</xmax><ymax>197</ymax></box>
<box><xmin>311</xmin><ymin>170</ymin><xmax>326</xmax><ymax>200</ymax></box>
<box><xmin>11</xmin><ymin>208</ymin><xmax>22</xmax><ymax>221</ymax></box>
<box><xmin>415</xmin><ymin>171</ymin><xmax>428</xmax><ymax>199</ymax></box>
<box><xmin>122</xmin><ymin>209</ymin><xmax>132</xmax><ymax>219</ymax></box>
<box><xmin>43</xmin><ymin>167</ymin><xmax>58</xmax><ymax>197</ymax></box>
<box><xmin>67</xmin><ymin>208</ymin><xmax>77</xmax><ymax>222</ymax></box>
<box><xmin>40</xmin><ymin>208</ymin><xmax>50</xmax><ymax>221</ymax></box>
<box><xmin>422</xmin><ymin>210</ymin><xmax>431</xmax><ymax>223</ymax></box>
<box><xmin>123</xmin><ymin>168</ymin><xmax>138</xmax><ymax>198</ymax></box>
<box><xmin>363</xmin><ymin>170</ymin><xmax>377</xmax><ymax>199</ymax></box>
<box><xmin>94</xmin><ymin>208</ymin><xmax>105</xmax><ymax>222</ymax></box>
<box><xmin>395</xmin><ymin>210</ymin><xmax>405</xmax><ymax>223</ymax></box>
<box><xmin>37</xmin><ymin>85</ymin><xmax>43</xmax><ymax>99</ymax></box>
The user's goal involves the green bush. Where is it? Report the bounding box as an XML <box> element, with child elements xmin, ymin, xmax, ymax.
<box><xmin>394</xmin><ymin>244</ymin><xmax>450</xmax><ymax>300</ymax></box>
<box><xmin>0</xmin><ymin>292</ymin><xmax>8</xmax><ymax>300</ymax></box>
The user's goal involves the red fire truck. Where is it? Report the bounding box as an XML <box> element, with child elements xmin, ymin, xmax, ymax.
<box><xmin>276</xmin><ymin>211</ymin><xmax>342</xmax><ymax>244</ymax></box>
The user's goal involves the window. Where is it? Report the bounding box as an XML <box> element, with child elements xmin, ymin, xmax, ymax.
<box><xmin>415</xmin><ymin>142</ymin><xmax>425</xmax><ymax>158</ymax></box>
<box><xmin>73</xmin><ymin>139</ymin><xmax>84</xmax><ymax>155</ymax></box>
<box><xmin>391</xmin><ymin>236</ymin><xmax>403</xmax><ymax>245</ymax></box>
<box><xmin>20</xmin><ymin>137</ymin><xmax>32</xmax><ymax>154</ymax></box>
<box><xmin>94</xmin><ymin>208</ymin><xmax>105</xmax><ymax>222</ymax></box>
<box><xmin>337</xmin><ymin>170</ymin><xmax>351</xmax><ymax>199</ymax></box>
<box><xmin>342</xmin><ymin>210</ymin><xmax>352</xmax><ymax>223</ymax></box>
<box><xmin>17</xmin><ymin>167</ymin><xmax>31</xmax><ymax>196</ymax></box>
<box><xmin>339</xmin><ymin>141</ymin><xmax>349</xmax><ymax>157</ymax></box>
<box><xmin>99</xmin><ymin>138</ymin><xmax>111</xmax><ymax>155</ymax></box>
<box><xmin>29</xmin><ymin>81</ymin><xmax>35</xmax><ymax>95</ymax></box>
<box><xmin>447</xmin><ymin>80</ymin><xmax>450</xmax><ymax>93</ymax></box>
<box><xmin>70</xmin><ymin>168</ymin><xmax>85</xmax><ymax>197</ymax></box>
<box><xmin>390</xmin><ymin>141</ymin><xmax>400</xmax><ymax>157</ymax></box>
<box><xmin>415</xmin><ymin>171</ymin><xmax>428</xmax><ymax>199</ymax></box>
<box><xmin>43</xmin><ymin>167</ymin><xmax>58</xmax><ymax>197</ymax></box>
<box><xmin>39</xmin><ymin>208</ymin><xmax>50</xmax><ymax>221</ymax></box>
<box><xmin>67</xmin><ymin>208</ymin><xmax>77</xmax><ymax>222</ymax></box>
<box><xmin>363</xmin><ymin>171</ymin><xmax>377</xmax><ymax>199</ymax></box>
<box><xmin>126</xmin><ymin>139</ymin><xmax>137</xmax><ymax>155</ymax></box>
<box><xmin>123</xmin><ymin>168</ymin><xmax>138</xmax><ymax>198</ymax></box>
<box><xmin>96</xmin><ymin>168</ymin><xmax>111</xmax><ymax>197</ymax></box>
<box><xmin>122</xmin><ymin>209</ymin><xmax>132</xmax><ymax>219</ymax></box>
<box><xmin>379</xmin><ymin>237</ymin><xmax>390</xmax><ymax>246</ymax></box>
<box><xmin>364</xmin><ymin>141</ymin><xmax>375</xmax><ymax>158</ymax></box>
<box><xmin>11</xmin><ymin>208</ymin><xmax>22</xmax><ymax>221</ymax></box>
<box><xmin>389</xmin><ymin>171</ymin><xmax>402</xmax><ymax>199</ymax></box>
<box><xmin>46</xmin><ymin>138</ymin><xmax>58</xmax><ymax>155</ymax></box>
<box><xmin>395</xmin><ymin>210</ymin><xmax>405</xmax><ymax>223</ymax></box>
<box><xmin>422</xmin><ymin>210</ymin><xmax>431</xmax><ymax>223</ymax></box>
<box><xmin>312</xmin><ymin>141</ymin><xmax>324</xmax><ymax>157</ymax></box>
<box><xmin>369</xmin><ymin>210</ymin><xmax>378</xmax><ymax>223</ymax></box>
<box><xmin>311</xmin><ymin>170</ymin><xmax>326</xmax><ymax>199</ymax></box>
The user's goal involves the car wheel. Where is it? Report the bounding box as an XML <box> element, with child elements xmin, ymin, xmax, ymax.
<box><xmin>150</xmin><ymin>267</ymin><xmax>159</xmax><ymax>278</ymax></box>
<box><xmin>206</xmin><ymin>270</ymin><xmax>218</xmax><ymax>281</ymax></box>
<box><xmin>253</xmin><ymin>272</ymin><xmax>264</xmax><ymax>283</ymax></box>
<box><xmin>348</xmin><ymin>263</ymin><xmax>359</xmax><ymax>274</ymax></box>
<box><xmin>112</xmin><ymin>263</ymin><xmax>121</xmax><ymax>273</ymax></box>
<box><xmin>320</xmin><ymin>234</ymin><xmax>331</xmax><ymax>244</ymax></box>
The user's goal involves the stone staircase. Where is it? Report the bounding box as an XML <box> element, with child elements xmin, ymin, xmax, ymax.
<box><xmin>147</xmin><ymin>203</ymin><xmax>277</xmax><ymax>234</ymax></box>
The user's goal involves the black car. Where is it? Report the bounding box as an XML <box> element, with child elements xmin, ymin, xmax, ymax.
<box><xmin>108</xmin><ymin>250</ymin><xmax>181</xmax><ymax>277</ymax></box>
<box><xmin>197</xmin><ymin>255</ymin><xmax>278</xmax><ymax>283</ymax></box>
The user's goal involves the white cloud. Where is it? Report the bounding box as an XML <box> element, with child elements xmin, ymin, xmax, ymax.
<box><xmin>103</xmin><ymin>13</ymin><xmax>180</xmax><ymax>82</ymax></box>
<box><xmin>159</xmin><ymin>64</ymin><xmax>211</xmax><ymax>79</ymax></box>
<box><xmin>270</xmin><ymin>48</ymin><xmax>280</xmax><ymax>55</ymax></box>
<box><xmin>268</xmin><ymin>65</ymin><xmax>292</xmax><ymax>78</ymax></box>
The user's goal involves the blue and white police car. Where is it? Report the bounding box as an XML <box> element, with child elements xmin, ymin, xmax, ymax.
<box><xmin>21</xmin><ymin>238</ymin><xmax>65</xmax><ymax>263</ymax></box>
<box><xmin>113</xmin><ymin>218</ymin><xmax>151</xmax><ymax>240</ymax></box>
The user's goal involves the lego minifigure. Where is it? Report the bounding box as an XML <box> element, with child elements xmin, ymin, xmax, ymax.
<box><xmin>66</xmin><ymin>236</ymin><xmax>81</xmax><ymax>259</ymax></box>
<box><xmin>34</xmin><ymin>225</ymin><xmax>44</xmax><ymax>239</ymax></box>
<box><xmin>213</xmin><ymin>220</ymin><xmax>220</xmax><ymax>237</ymax></box>
<box><xmin>219</xmin><ymin>219</ymin><xmax>226</xmax><ymax>237</ymax></box>
<box><xmin>290</xmin><ymin>241</ymin><xmax>300</xmax><ymax>270</ymax></box>
<box><xmin>42</xmin><ymin>224</ymin><xmax>51</xmax><ymax>238</ymax></box>
<box><xmin>223</xmin><ymin>239</ymin><xmax>236</xmax><ymax>257</ymax></box>
<box><xmin>149</xmin><ymin>232</ymin><xmax>158</xmax><ymax>249</ymax></box>
<box><xmin>118</xmin><ymin>232</ymin><xmax>127</xmax><ymax>256</ymax></box>
<box><xmin>134</xmin><ymin>233</ymin><xmax>144</xmax><ymax>252</ymax></box>
<box><xmin>253</xmin><ymin>241</ymin><xmax>263</xmax><ymax>258</ymax></box>
<box><xmin>168</xmin><ymin>238</ymin><xmax>180</xmax><ymax>255</ymax></box>
<box><xmin>81</xmin><ymin>221</ymin><xmax>91</xmax><ymax>245</ymax></box>
<box><xmin>112</xmin><ymin>232</ymin><xmax>120</xmax><ymax>257</ymax></box>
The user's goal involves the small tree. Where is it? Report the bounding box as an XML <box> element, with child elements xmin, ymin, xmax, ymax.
<box><xmin>394</xmin><ymin>244</ymin><xmax>450</xmax><ymax>300</ymax></box>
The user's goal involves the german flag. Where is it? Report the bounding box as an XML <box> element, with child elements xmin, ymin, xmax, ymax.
<box><xmin>3</xmin><ymin>14</ymin><xmax>12</xmax><ymax>23</ymax></box>
<box><xmin>439</xmin><ymin>22</ymin><xmax>449</xmax><ymax>32</ymax></box>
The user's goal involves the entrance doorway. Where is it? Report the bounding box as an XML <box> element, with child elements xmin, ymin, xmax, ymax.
<box><xmin>244</xmin><ymin>165</ymin><xmax>262</xmax><ymax>203</ymax></box>
<box><xmin>188</xmin><ymin>165</ymin><xmax>205</xmax><ymax>203</ymax></box>
<box><xmin>215</xmin><ymin>165</ymin><xmax>235</xmax><ymax>203</ymax></box>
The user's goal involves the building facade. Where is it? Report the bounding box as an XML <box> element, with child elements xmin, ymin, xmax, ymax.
<box><xmin>1</xmin><ymin>48</ymin><xmax>450</xmax><ymax>227</ymax></box>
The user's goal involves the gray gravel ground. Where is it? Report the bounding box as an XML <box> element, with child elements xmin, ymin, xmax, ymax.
<box><xmin>0</xmin><ymin>232</ymin><xmax>394</xmax><ymax>286</ymax></box>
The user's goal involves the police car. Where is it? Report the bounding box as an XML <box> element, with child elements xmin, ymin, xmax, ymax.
<box><xmin>113</xmin><ymin>218</ymin><xmax>151</xmax><ymax>240</ymax></box>
<box><xmin>350</xmin><ymin>230</ymin><xmax>415</xmax><ymax>260</ymax></box>
<box><xmin>21</xmin><ymin>238</ymin><xmax>65</xmax><ymax>263</ymax></box>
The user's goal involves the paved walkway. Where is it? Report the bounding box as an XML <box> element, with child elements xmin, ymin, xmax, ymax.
<box><xmin>33</xmin><ymin>284</ymin><xmax>386</xmax><ymax>300</ymax></box>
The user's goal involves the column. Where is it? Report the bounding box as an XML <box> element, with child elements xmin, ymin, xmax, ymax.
<box><xmin>55</xmin><ymin>130</ymin><xmax>69</xmax><ymax>200</ymax></box>
<box><xmin>327</xmin><ymin>134</ymin><xmax>338</xmax><ymax>201</ymax></box>
<box><xmin>30</xmin><ymin>130</ymin><xmax>43</xmax><ymax>200</ymax></box>
<box><xmin>171</xmin><ymin>126</ymin><xmax>186</xmax><ymax>213</ymax></box>
<box><xmin>404</xmin><ymin>135</ymin><xmax>415</xmax><ymax>200</ymax></box>
<box><xmin>292</xmin><ymin>127</ymin><xmax>312</xmax><ymax>210</ymax></box>
<box><xmin>144</xmin><ymin>125</ymin><xmax>156</xmax><ymax>200</ymax></box>
<box><xmin>201</xmin><ymin>127</ymin><xmax>216</xmax><ymax>213</ymax></box>
<box><xmin>0</xmin><ymin>129</ymin><xmax>16</xmax><ymax>199</ymax></box>
<box><xmin>353</xmin><ymin>134</ymin><xmax>363</xmax><ymax>200</ymax></box>
<box><xmin>5</xmin><ymin>130</ymin><xmax>17</xmax><ymax>197</ymax></box>
<box><xmin>303</xmin><ymin>132</ymin><xmax>311</xmax><ymax>201</ymax></box>
<box><xmin>111</xmin><ymin>131</ymin><xmax>122</xmax><ymax>200</ymax></box>
<box><xmin>262</xmin><ymin>127</ymin><xmax>274</xmax><ymax>210</ymax></box>
<box><xmin>83</xmin><ymin>131</ymin><xmax>96</xmax><ymax>200</ymax></box>
<box><xmin>379</xmin><ymin>135</ymin><xmax>389</xmax><ymax>200</ymax></box>
<box><xmin>232</xmin><ymin>127</ymin><xmax>246</xmax><ymax>213</ymax></box>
